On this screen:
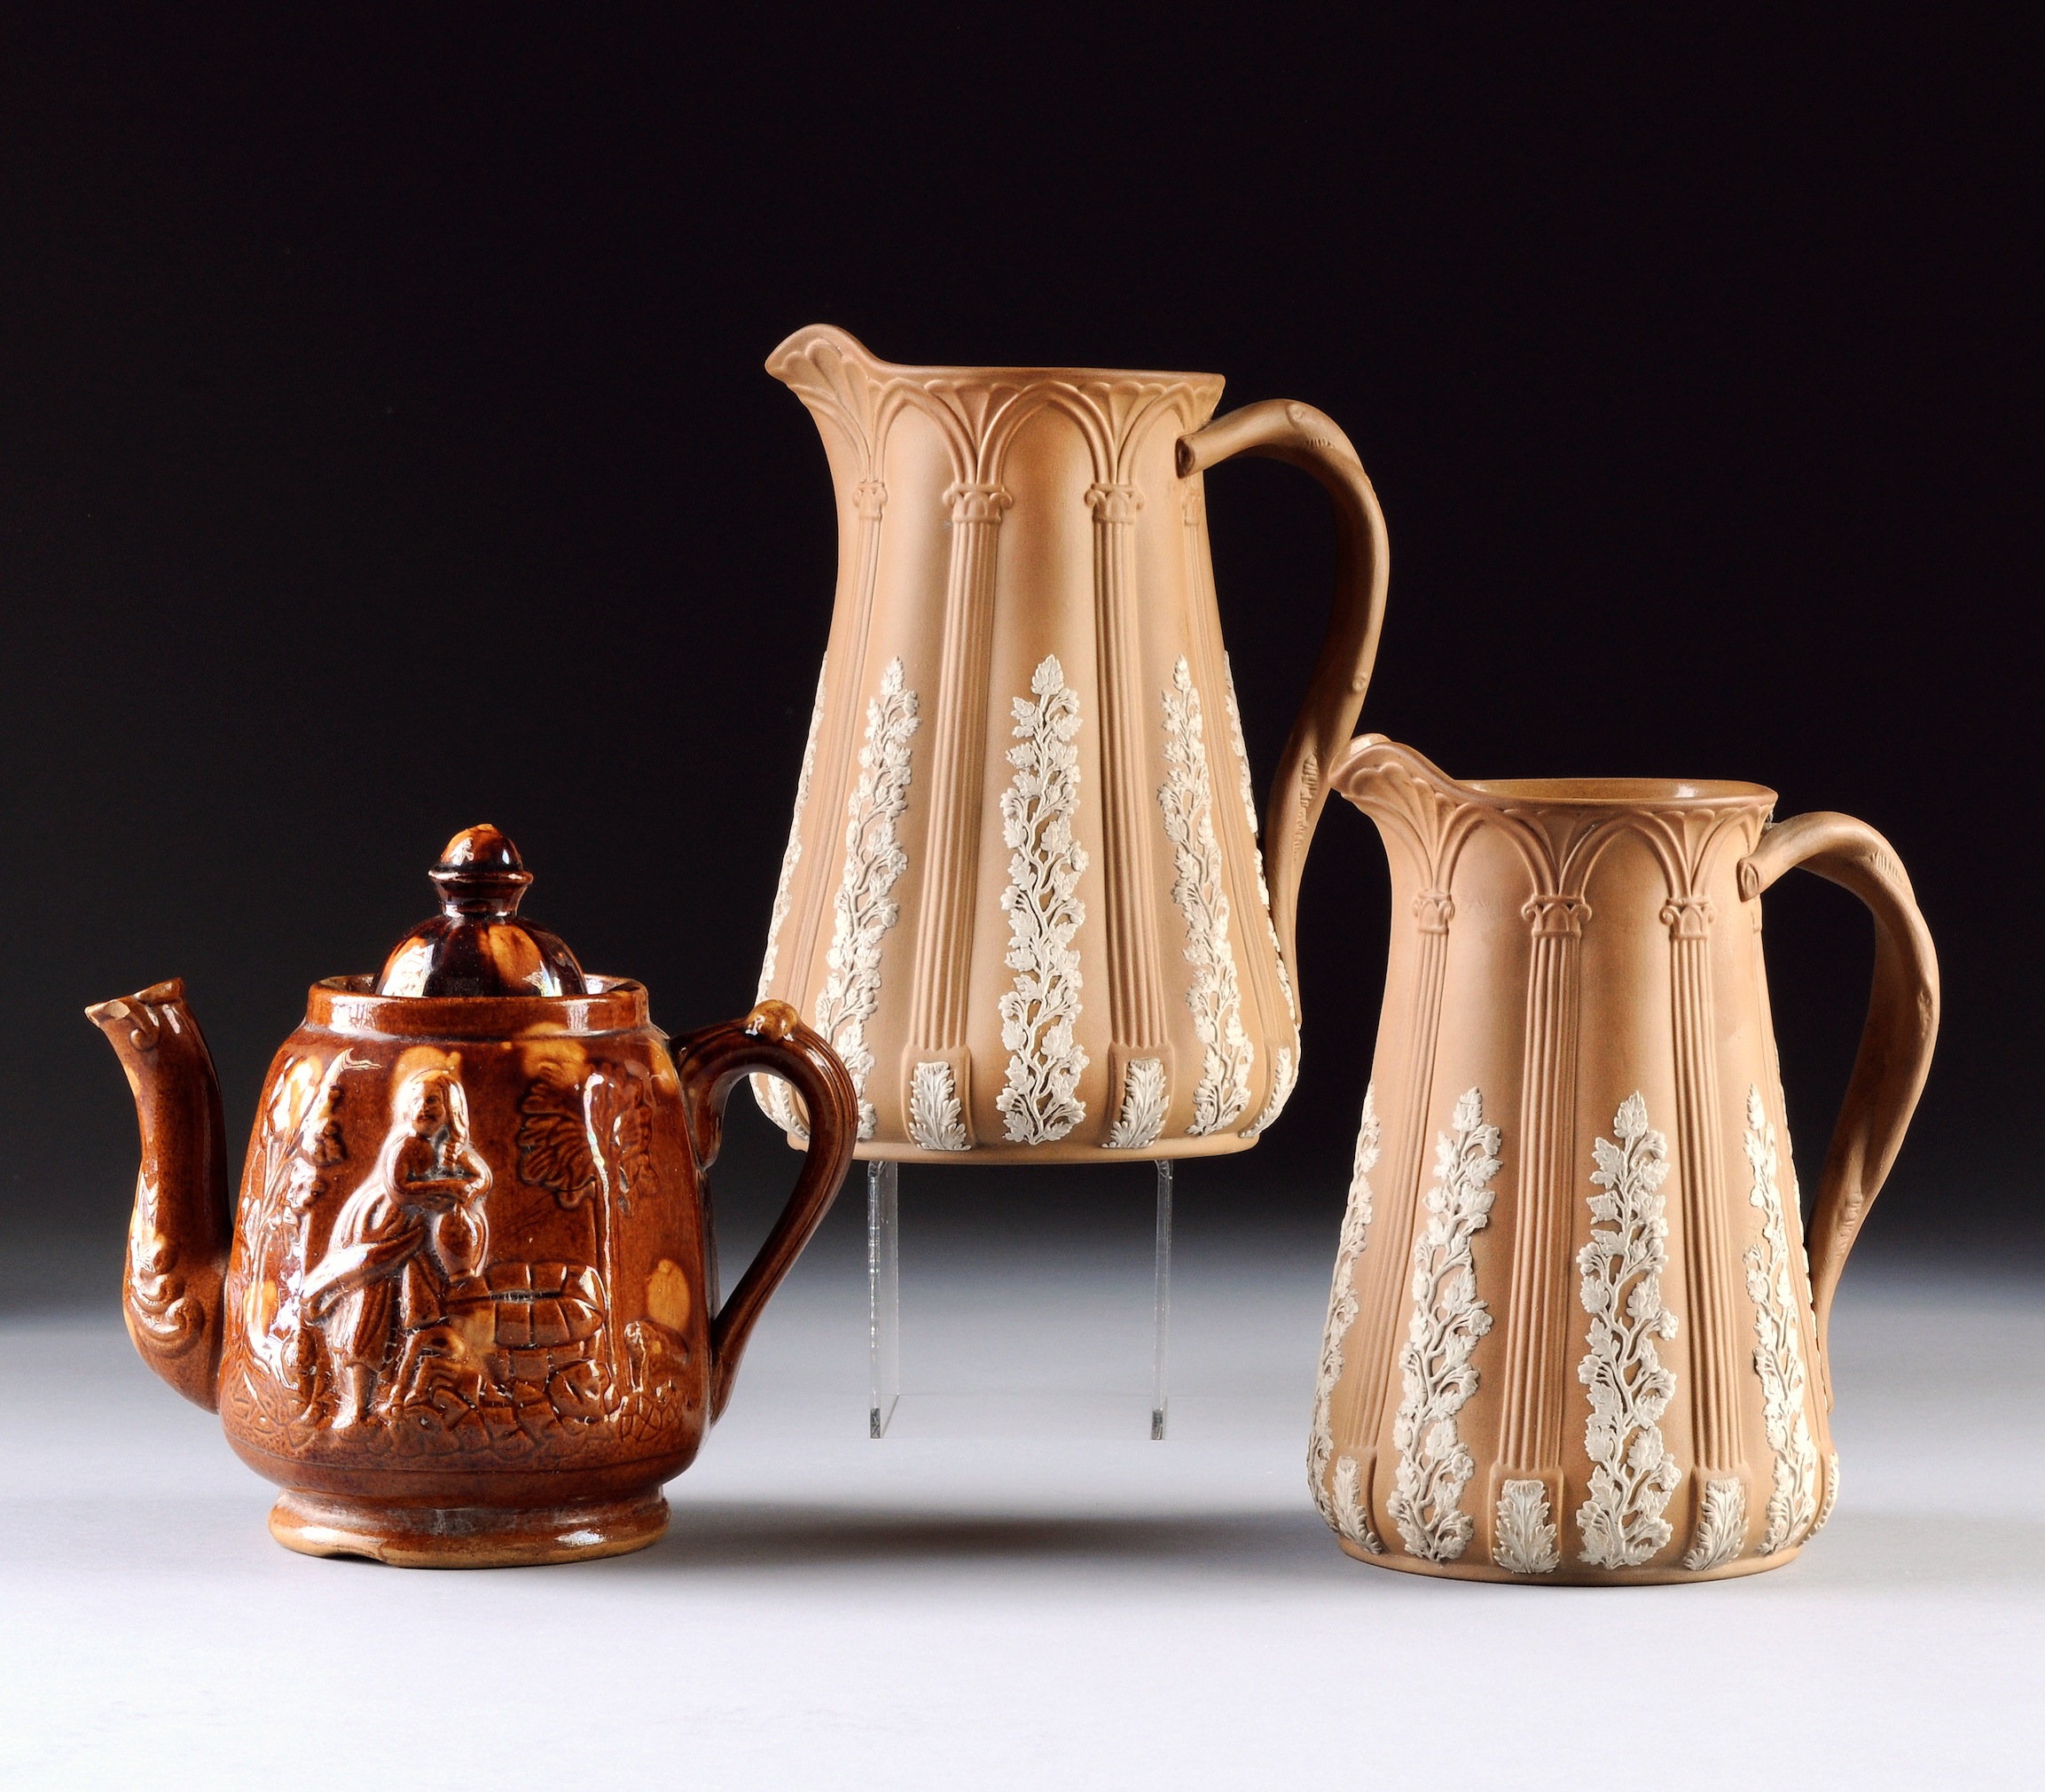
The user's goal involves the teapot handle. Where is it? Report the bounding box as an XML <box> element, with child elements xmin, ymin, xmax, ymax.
<box><xmin>1177</xmin><ymin>402</ymin><xmax>1390</xmax><ymax>1006</ymax></box>
<box><xmin>674</xmin><ymin>999</ymin><xmax>857</xmax><ymax>1421</ymax></box>
<box><xmin>1738</xmin><ymin>813</ymin><xmax>1939</xmax><ymax>1403</ymax></box>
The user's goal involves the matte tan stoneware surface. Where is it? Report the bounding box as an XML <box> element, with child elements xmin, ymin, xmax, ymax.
<box><xmin>1308</xmin><ymin>739</ymin><xmax>1938</xmax><ymax>1584</ymax></box>
<box><xmin>749</xmin><ymin>326</ymin><xmax>1390</xmax><ymax>1162</ymax></box>
<box><xmin>88</xmin><ymin>828</ymin><xmax>857</xmax><ymax>1567</ymax></box>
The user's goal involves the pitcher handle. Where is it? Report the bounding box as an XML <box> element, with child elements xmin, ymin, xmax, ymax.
<box><xmin>674</xmin><ymin>999</ymin><xmax>858</xmax><ymax>1421</ymax></box>
<box><xmin>1738</xmin><ymin>813</ymin><xmax>1939</xmax><ymax>1401</ymax></box>
<box><xmin>1177</xmin><ymin>402</ymin><xmax>1390</xmax><ymax>1001</ymax></box>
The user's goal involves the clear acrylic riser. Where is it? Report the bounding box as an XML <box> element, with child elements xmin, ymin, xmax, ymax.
<box><xmin>866</xmin><ymin>1159</ymin><xmax>1172</xmax><ymax>1440</ymax></box>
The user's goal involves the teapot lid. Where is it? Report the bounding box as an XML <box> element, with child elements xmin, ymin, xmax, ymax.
<box><xmin>373</xmin><ymin>825</ymin><xmax>588</xmax><ymax>998</ymax></box>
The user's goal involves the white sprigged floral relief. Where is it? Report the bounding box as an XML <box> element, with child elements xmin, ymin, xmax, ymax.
<box><xmin>1220</xmin><ymin>655</ymin><xmax>1261</xmax><ymax>847</ymax></box>
<box><xmin>1158</xmin><ymin>657</ymin><xmax>1253</xmax><ymax>1135</ymax></box>
<box><xmin>1330</xmin><ymin>1458</ymin><xmax>1380</xmax><ymax>1556</ymax></box>
<box><xmin>1493</xmin><ymin>1480</ymin><xmax>1562</xmax><ymax>1576</ymax></box>
<box><xmin>1387</xmin><ymin>1088</ymin><xmax>1500</xmax><ymax>1562</ymax></box>
<box><xmin>757</xmin><ymin>653</ymin><xmax>827</xmax><ymax>1003</ymax></box>
<box><xmin>1808</xmin><ymin>1452</ymin><xmax>1840</xmax><ymax>1540</ymax></box>
<box><xmin>1220</xmin><ymin>653</ymin><xmax>1297</xmax><ymax>1026</ymax></box>
<box><xmin>995</xmin><ymin>655</ymin><xmax>1090</xmax><ymax>1145</ymax></box>
<box><xmin>1310</xmin><ymin>1086</ymin><xmax>1383</xmax><ymax>1553</ymax></box>
<box><xmin>754</xmin><ymin>653</ymin><xmax>828</xmax><ymax>1138</ymax></box>
<box><xmin>1743</xmin><ymin>1084</ymin><xmax>1820</xmax><ymax>1553</ymax></box>
<box><xmin>1684</xmin><ymin>1475</ymin><xmax>1748</xmax><ymax>1571</ymax></box>
<box><xmin>813</xmin><ymin>657</ymin><xmax>919</xmax><ymax>1141</ymax></box>
<box><xmin>1576</xmin><ymin>1093</ymin><xmax>1682</xmax><ymax>1569</ymax></box>
<box><xmin>907</xmin><ymin>1061</ymin><xmax>968</xmax><ymax>1152</ymax></box>
<box><xmin>1239</xmin><ymin>1046</ymin><xmax>1297</xmax><ymax>1141</ymax></box>
<box><xmin>762</xmin><ymin>1075</ymin><xmax>809</xmax><ymax>1144</ymax></box>
<box><xmin>1105</xmin><ymin>1059</ymin><xmax>1168</xmax><ymax>1150</ymax></box>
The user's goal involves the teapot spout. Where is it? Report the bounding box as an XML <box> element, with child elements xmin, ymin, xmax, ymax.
<box><xmin>85</xmin><ymin>980</ymin><xmax>230</xmax><ymax>1411</ymax></box>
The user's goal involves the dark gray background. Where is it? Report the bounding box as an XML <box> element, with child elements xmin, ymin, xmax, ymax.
<box><xmin>2</xmin><ymin>13</ymin><xmax>2033</xmax><ymax>1293</ymax></box>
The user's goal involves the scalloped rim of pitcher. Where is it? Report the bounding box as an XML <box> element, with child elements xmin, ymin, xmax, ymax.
<box><xmin>1464</xmin><ymin>775</ymin><xmax>1778</xmax><ymax>807</ymax></box>
<box><xmin>767</xmin><ymin>323</ymin><xmax>1224</xmax><ymax>388</ymax></box>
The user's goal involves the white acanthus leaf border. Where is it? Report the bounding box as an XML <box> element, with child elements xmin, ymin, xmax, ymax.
<box><xmin>1575</xmin><ymin>1092</ymin><xmax>1682</xmax><ymax>1569</ymax></box>
<box><xmin>1493</xmin><ymin>1480</ymin><xmax>1562</xmax><ymax>1576</ymax></box>
<box><xmin>1220</xmin><ymin>653</ymin><xmax>1298</xmax><ymax>1027</ymax></box>
<box><xmin>754</xmin><ymin>653</ymin><xmax>828</xmax><ymax>1139</ymax></box>
<box><xmin>907</xmin><ymin>1060</ymin><xmax>968</xmax><ymax>1152</ymax></box>
<box><xmin>1158</xmin><ymin>657</ymin><xmax>1253</xmax><ymax>1136</ymax></box>
<box><xmin>1683</xmin><ymin>1475</ymin><xmax>1748</xmax><ymax>1571</ymax></box>
<box><xmin>812</xmin><ymin>656</ymin><xmax>919</xmax><ymax>1142</ymax></box>
<box><xmin>1310</xmin><ymin>1085</ymin><xmax>1383</xmax><ymax>1553</ymax></box>
<box><xmin>1330</xmin><ymin>1458</ymin><xmax>1377</xmax><ymax>1557</ymax></box>
<box><xmin>1238</xmin><ymin>1046</ymin><xmax>1297</xmax><ymax>1142</ymax></box>
<box><xmin>1387</xmin><ymin>1087</ymin><xmax>1500</xmax><ymax>1563</ymax></box>
<box><xmin>1743</xmin><ymin>1084</ymin><xmax>1821</xmax><ymax>1553</ymax></box>
<box><xmin>995</xmin><ymin>654</ymin><xmax>1090</xmax><ymax>1145</ymax></box>
<box><xmin>1105</xmin><ymin>1058</ymin><xmax>1168</xmax><ymax>1150</ymax></box>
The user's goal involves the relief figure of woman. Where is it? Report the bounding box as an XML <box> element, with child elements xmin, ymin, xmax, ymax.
<box><xmin>302</xmin><ymin>1066</ymin><xmax>491</xmax><ymax>1427</ymax></box>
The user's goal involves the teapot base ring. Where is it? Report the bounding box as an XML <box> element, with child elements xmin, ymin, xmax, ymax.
<box><xmin>269</xmin><ymin>1486</ymin><xmax>668</xmax><ymax>1569</ymax></box>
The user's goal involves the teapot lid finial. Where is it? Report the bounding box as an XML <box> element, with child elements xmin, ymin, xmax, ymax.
<box><xmin>374</xmin><ymin>825</ymin><xmax>587</xmax><ymax>998</ymax></box>
<box><xmin>428</xmin><ymin>824</ymin><xmax>532</xmax><ymax>915</ymax></box>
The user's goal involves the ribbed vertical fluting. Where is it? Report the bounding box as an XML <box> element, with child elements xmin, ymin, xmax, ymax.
<box><xmin>786</xmin><ymin>481</ymin><xmax>888</xmax><ymax>1012</ymax></box>
<box><xmin>1667</xmin><ymin>912</ymin><xmax>1741</xmax><ymax>1468</ymax></box>
<box><xmin>906</xmin><ymin>489</ymin><xmax>1009</xmax><ymax>1049</ymax></box>
<box><xmin>1497</xmin><ymin>904</ymin><xmax>1586</xmax><ymax>1471</ymax></box>
<box><xmin>1336</xmin><ymin>896</ymin><xmax>1453</xmax><ymax>1444</ymax></box>
<box><xmin>1091</xmin><ymin>486</ymin><xmax>1168</xmax><ymax>1050</ymax></box>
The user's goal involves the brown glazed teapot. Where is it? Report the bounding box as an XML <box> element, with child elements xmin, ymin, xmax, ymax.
<box><xmin>87</xmin><ymin>826</ymin><xmax>857</xmax><ymax>1567</ymax></box>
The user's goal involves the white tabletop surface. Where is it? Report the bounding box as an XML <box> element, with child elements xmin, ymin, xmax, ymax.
<box><xmin>4</xmin><ymin>1211</ymin><xmax>2040</xmax><ymax>1790</ymax></box>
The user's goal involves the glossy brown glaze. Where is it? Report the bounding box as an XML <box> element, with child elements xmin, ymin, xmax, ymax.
<box><xmin>88</xmin><ymin>831</ymin><xmax>857</xmax><ymax>1568</ymax></box>
<box><xmin>83</xmin><ymin>979</ymin><xmax>231</xmax><ymax>1412</ymax></box>
<box><xmin>377</xmin><ymin>824</ymin><xmax>586</xmax><ymax>998</ymax></box>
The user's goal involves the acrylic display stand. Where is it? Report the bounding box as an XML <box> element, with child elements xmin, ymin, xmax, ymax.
<box><xmin>866</xmin><ymin>1160</ymin><xmax>1173</xmax><ymax>1440</ymax></box>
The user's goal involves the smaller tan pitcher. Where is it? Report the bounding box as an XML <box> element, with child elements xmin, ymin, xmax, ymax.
<box><xmin>1309</xmin><ymin>738</ymin><xmax>1938</xmax><ymax>1583</ymax></box>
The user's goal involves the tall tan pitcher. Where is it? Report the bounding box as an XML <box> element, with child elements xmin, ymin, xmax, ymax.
<box><xmin>1309</xmin><ymin>737</ymin><xmax>1938</xmax><ymax>1583</ymax></box>
<box><xmin>751</xmin><ymin>327</ymin><xmax>1388</xmax><ymax>1162</ymax></box>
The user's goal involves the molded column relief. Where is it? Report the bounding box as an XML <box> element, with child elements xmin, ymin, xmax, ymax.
<box><xmin>1090</xmin><ymin>476</ymin><xmax>1170</xmax><ymax>1067</ymax></box>
<box><xmin>1488</xmin><ymin>916</ymin><xmax>1583</xmax><ymax>1531</ymax></box>
<box><xmin>900</xmin><ymin>479</ymin><xmax>1015</xmax><ymax>1124</ymax></box>
<box><xmin>1484</xmin><ymin>813</ymin><xmax>1615</xmax><ymax>1562</ymax></box>
<box><xmin>1638</xmin><ymin>810</ymin><xmax>1752</xmax><ymax>1499</ymax></box>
